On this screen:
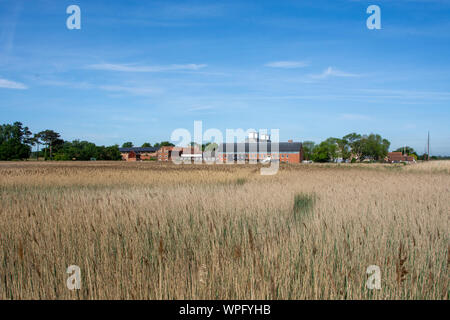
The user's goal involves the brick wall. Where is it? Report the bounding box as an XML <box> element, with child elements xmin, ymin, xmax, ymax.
<box><xmin>217</xmin><ymin>151</ymin><xmax>303</xmax><ymax>163</ymax></box>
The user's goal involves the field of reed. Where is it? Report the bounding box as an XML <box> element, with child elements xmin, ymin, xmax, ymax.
<box><xmin>0</xmin><ymin>161</ymin><xmax>448</xmax><ymax>299</ymax></box>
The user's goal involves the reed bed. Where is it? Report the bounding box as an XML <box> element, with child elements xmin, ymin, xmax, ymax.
<box><xmin>0</xmin><ymin>161</ymin><xmax>448</xmax><ymax>299</ymax></box>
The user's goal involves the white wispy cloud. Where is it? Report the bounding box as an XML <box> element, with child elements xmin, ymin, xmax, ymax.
<box><xmin>0</xmin><ymin>2</ymin><xmax>22</xmax><ymax>57</ymax></box>
<box><xmin>99</xmin><ymin>85</ymin><xmax>162</xmax><ymax>95</ymax></box>
<box><xmin>310</xmin><ymin>67</ymin><xmax>359</xmax><ymax>79</ymax></box>
<box><xmin>265</xmin><ymin>61</ymin><xmax>309</xmax><ymax>68</ymax></box>
<box><xmin>38</xmin><ymin>79</ymin><xmax>93</xmax><ymax>89</ymax></box>
<box><xmin>87</xmin><ymin>63</ymin><xmax>207</xmax><ymax>72</ymax></box>
<box><xmin>89</xmin><ymin>4</ymin><xmax>227</xmax><ymax>28</ymax></box>
<box><xmin>0</xmin><ymin>77</ymin><xmax>27</xmax><ymax>89</ymax></box>
<box><xmin>36</xmin><ymin>77</ymin><xmax>162</xmax><ymax>96</ymax></box>
<box><xmin>187</xmin><ymin>105</ymin><xmax>215</xmax><ymax>112</ymax></box>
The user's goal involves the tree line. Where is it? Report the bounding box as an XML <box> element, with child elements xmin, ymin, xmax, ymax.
<box><xmin>302</xmin><ymin>133</ymin><xmax>391</xmax><ymax>163</ymax></box>
<box><xmin>302</xmin><ymin>133</ymin><xmax>437</xmax><ymax>162</ymax></box>
<box><xmin>0</xmin><ymin>122</ymin><xmax>442</xmax><ymax>161</ymax></box>
<box><xmin>302</xmin><ymin>132</ymin><xmax>432</xmax><ymax>163</ymax></box>
<box><xmin>0</xmin><ymin>122</ymin><xmax>182</xmax><ymax>161</ymax></box>
<box><xmin>121</xmin><ymin>141</ymin><xmax>175</xmax><ymax>148</ymax></box>
<box><xmin>0</xmin><ymin>122</ymin><xmax>123</xmax><ymax>161</ymax></box>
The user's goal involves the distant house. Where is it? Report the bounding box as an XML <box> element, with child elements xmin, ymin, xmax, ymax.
<box><xmin>156</xmin><ymin>146</ymin><xmax>201</xmax><ymax>162</ymax></box>
<box><xmin>119</xmin><ymin>147</ymin><xmax>158</xmax><ymax>161</ymax></box>
<box><xmin>120</xmin><ymin>138</ymin><xmax>304</xmax><ymax>163</ymax></box>
<box><xmin>387</xmin><ymin>152</ymin><xmax>415</xmax><ymax>163</ymax></box>
<box><xmin>216</xmin><ymin>141</ymin><xmax>303</xmax><ymax>163</ymax></box>
<box><xmin>156</xmin><ymin>146</ymin><xmax>182</xmax><ymax>162</ymax></box>
<box><xmin>119</xmin><ymin>146</ymin><xmax>202</xmax><ymax>162</ymax></box>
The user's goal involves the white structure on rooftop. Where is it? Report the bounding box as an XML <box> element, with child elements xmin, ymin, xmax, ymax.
<box><xmin>246</xmin><ymin>132</ymin><xmax>271</xmax><ymax>143</ymax></box>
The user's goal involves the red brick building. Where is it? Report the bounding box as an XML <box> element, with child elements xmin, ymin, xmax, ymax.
<box><xmin>119</xmin><ymin>146</ymin><xmax>202</xmax><ymax>162</ymax></box>
<box><xmin>156</xmin><ymin>146</ymin><xmax>175</xmax><ymax>162</ymax></box>
<box><xmin>157</xmin><ymin>146</ymin><xmax>202</xmax><ymax>162</ymax></box>
<box><xmin>120</xmin><ymin>143</ymin><xmax>303</xmax><ymax>163</ymax></box>
<box><xmin>216</xmin><ymin>141</ymin><xmax>304</xmax><ymax>163</ymax></box>
<box><xmin>119</xmin><ymin>147</ymin><xmax>158</xmax><ymax>161</ymax></box>
<box><xmin>387</xmin><ymin>152</ymin><xmax>415</xmax><ymax>163</ymax></box>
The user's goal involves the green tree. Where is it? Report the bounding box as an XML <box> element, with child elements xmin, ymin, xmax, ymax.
<box><xmin>0</xmin><ymin>122</ymin><xmax>32</xmax><ymax>160</ymax></box>
<box><xmin>54</xmin><ymin>140</ymin><xmax>122</xmax><ymax>161</ymax></box>
<box><xmin>204</xmin><ymin>142</ymin><xmax>218</xmax><ymax>152</ymax></box>
<box><xmin>31</xmin><ymin>133</ymin><xmax>43</xmax><ymax>160</ymax></box>
<box><xmin>336</xmin><ymin>138</ymin><xmax>351</xmax><ymax>161</ymax></box>
<box><xmin>343</xmin><ymin>133</ymin><xmax>362</xmax><ymax>160</ymax></box>
<box><xmin>154</xmin><ymin>141</ymin><xmax>174</xmax><ymax>148</ymax></box>
<box><xmin>361</xmin><ymin>134</ymin><xmax>390</xmax><ymax>161</ymax></box>
<box><xmin>101</xmin><ymin>145</ymin><xmax>122</xmax><ymax>160</ymax></box>
<box><xmin>38</xmin><ymin>130</ymin><xmax>61</xmax><ymax>160</ymax></box>
<box><xmin>302</xmin><ymin>141</ymin><xmax>316</xmax><ymax>161</ymax></box>
<box><xmin>141</xmin><ymin>142</ymin><xmax>152</xmax><ymax>147</ymax></box>
<box><xmin>394</xmin><ymin>146</ymin><xmax>418</xmax><ymax>158</ymax></box>
<box><xmin>312</xmin><ymin>138</ymin><xmax>338</xmax><ymax>162</ymax></box>
<box><xmin>122</xmin><ymin>142</ymin><xmax>133</xmax><ymax>148</ymax></box>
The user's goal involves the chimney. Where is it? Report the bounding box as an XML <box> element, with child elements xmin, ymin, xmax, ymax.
<box><xmin>288</xmin><ymin>139</ymin><xmax>293</xmax><ymax>143</ymax></box>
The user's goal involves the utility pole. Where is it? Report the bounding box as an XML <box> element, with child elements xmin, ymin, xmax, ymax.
<box><xmin>427</xmin><ymin>131</ymin><xmax>430</xmax><ymax>161</ymax></box>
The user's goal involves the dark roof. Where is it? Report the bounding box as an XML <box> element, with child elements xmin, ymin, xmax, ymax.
<box><xmin>217</xmin><ymin>142</ymin><xmax>302</xmax><ymax>153</ymax></box>
<box><xmin>119</xmin><ymin>147</ymin><xmax>159</xmax><ymax>153</ymax></box>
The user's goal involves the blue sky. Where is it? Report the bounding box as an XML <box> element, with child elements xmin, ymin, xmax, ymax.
<box><xmin>1</xmin><ymin>0</ymin><xmax>449</xmax><ymax>155</ymax></box>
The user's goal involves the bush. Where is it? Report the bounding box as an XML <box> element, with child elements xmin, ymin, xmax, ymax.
<box><xmin>293</xmin><ymin>193</ymin><xmax>315</xmax><ymax>222</ymax></box>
